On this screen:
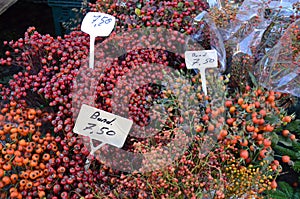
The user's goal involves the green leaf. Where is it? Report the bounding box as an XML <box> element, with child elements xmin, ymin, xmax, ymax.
<box><xmin>135</xmin><ymin>8</ymin><xmax>141</xmax><ymax>16</ymax></box>
<box><xmin>265</xmin><ymin>114</ymin><xmax>281</xmax><ymax>125</ymax></box>
<box><xmin>293</xmin><ymin>161</ymin><xmax>300</xmax><ymax>172</ymax></box>
<box><xmin>174</xmin><ymin>22</ymin><xmax>179</xmax><ymax>28</ymax></box>
<box><xmin>278</xmin><ymin>181</ymin><xmax>293</xmax><ymax>198</ymax></box>
<box><xmin>286</xmin><ymin>119</ymin><xmax>300</xmax><ymax>133</ymax></box>
<box><xmin>248</xmin><ymin>71</ymin><xmax>258</xmax><ymax>87</ymax></box>
<box><xmin>292</xmin><ymin>141</ymin><xmax>300</xmax><ymax>151</ymax></box>
<box><xmin>273</xmin><ymin>145</ymin><xmax>299</xmax><ymax>159</ymax></box>
<box><xmin>278</xmin><ymin>136</ymin><xmax>293</xmax><ymax>147</ymax></box>
<box><xmin>294</xmin><ymin>191</ymin><xmax>300</xmax><ymax>199</ymax></box>
<box><xmin>266</xmin><ymin>189</ymin><xmax>290</xmax><ymax>199</ymax></box>
<box><xmin>177</xmin><ymin>2</ymin><xmax>184</xmax><ymax>8</ymax></box>
<box><xmin>271</xmin><ymin>133</ymin><xmax>279</xmax><ymax>146</ymax></box>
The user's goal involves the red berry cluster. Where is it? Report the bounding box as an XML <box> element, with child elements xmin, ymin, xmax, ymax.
<box><xmin>90</xmin><ymin>0</ymin><xmax>208</xmax><ymax>34</ymax></box>
<box><xmin>1</xmin><ymin>0</ymin><xmax>296</xmax><ymax>198</ymax></box>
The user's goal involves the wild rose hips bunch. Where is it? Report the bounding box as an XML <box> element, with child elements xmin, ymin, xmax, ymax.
<box><xmin>0</xmin><ymin>0</ymin><xmax>297</xmax><ymax>198</ymax></box>
<box><xmin>0</xmin><ymin>26</ymin><xmax>105</xmax><ymax>198</ymax></box>
<box><xmin>217</xmin><ymin>85</ymin><xmax>295</xmax><ymax>184</ymax></box>
<box><xmin>90</xmin><ymin>0</ymin><xmax>208</xmax><ymax>34</ymax></box>
<box><xmin>0</xmin><ymin>27</ymin><xmax>92</xmax><ymax>134</ymax></box>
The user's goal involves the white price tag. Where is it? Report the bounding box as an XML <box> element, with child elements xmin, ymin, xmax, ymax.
<box><xmin>185</xmin><ymin>50</ymin><xmax>218</xmax><ymax>96</ymax></box>
<box><xmin>81</xmin><ymin>12</ymin><xmax>115</xmax><ymax>69</ymax></box>
<box><xmin>73</xmin><ymin>104</ymin><xmax>133</xmax><ymax>148</ymax></box>
<box><xmin>185</xmin><ymin>50</ymin><xmax>218</xmax><ymax>69</ymax></box>
<box><xmin>81</xmin><ymin>12</ymin><xmax>116</xmax><ymax>37</ymax></box>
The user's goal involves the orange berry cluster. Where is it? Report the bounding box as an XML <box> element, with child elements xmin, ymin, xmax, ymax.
<box><xmin>0</xmin><ymin>102</ymin><xmax>58</xmax><ymax>198</ymax></box>
<box><xmin>221</xmin><ymin>86</ymin><xmax>294</xmax><ymax>163</ymax></box>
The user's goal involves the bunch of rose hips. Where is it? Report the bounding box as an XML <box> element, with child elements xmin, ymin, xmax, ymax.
<box><xmin>90</xmin><ymin>0</ymin><xmax>208</xmax><ymax>34</ymax></box>
<box><xmin>0</xmin><ymin>0</ymin><xmax>297</xmax><ymax>198</ymax></box>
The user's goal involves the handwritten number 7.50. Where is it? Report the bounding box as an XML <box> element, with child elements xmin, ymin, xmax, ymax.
<box><xmin>92</xmin><ymin>15</ymin><xmax>112</xmax><ymax>27</ymax></box>
<box><xmin>83</xmin><ymin>123</ymin><xmax>116</xmax><ymax>136</ymax></box>
<box><xmin>192</xmin><ymin>58</ymin><xmax>215</xmax><ymax>67</ymax></box>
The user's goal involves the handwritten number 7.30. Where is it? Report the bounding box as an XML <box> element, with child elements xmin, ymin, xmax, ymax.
<box><xmin>92</xmin><ymin>15</ymin><xmax>112</xmax><ymax>27</ymax></box>
<box><xmin>83</xmin><ymin>123</ymin><xmax>116</xmax><ymax>136</ymax></box>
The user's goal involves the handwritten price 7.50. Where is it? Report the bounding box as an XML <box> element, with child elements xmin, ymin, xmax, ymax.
<box><xmin>91</xmin><ymin>15</ymin><xmax>113</xmax><ymax>27</ymax></box>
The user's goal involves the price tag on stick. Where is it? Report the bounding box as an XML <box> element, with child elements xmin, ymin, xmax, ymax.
<box><xmin>80</xmin><ymin>12</ymin><xmax>115</xmax><ymax>168</ymax></box>
<box><xmin>74</xmin><ymin>104</ymin><xmax>133</xmax><ymax>169</ymax></box>
<box><xmin>185</xmin><ymin>50</ymin><xmax>218</xmax><ymax>96</ymax></box>
<box><xmin>81</xmin><ymin>12</ymin><xmax>116</xmax><ymax>69</ymax></box>
<box><xmin>74</xmin><ymin>104</ymin><xmax>133</xmax><ymax>149</ymax></box>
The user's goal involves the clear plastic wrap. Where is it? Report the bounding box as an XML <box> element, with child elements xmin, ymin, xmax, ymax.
<box><xmin>206</xmin><ymin>0</ymin><xmax>299</xmax><ymax>96</ymax></box>
<box><xmin>208</xmin><ymin>0</ymin><xmax>297</xmax><ymax>56</ymax></box>
<box><xmin>206</xmin><ymin>0</ymin><xmax>221</xmax><ymax>8</ymax></box>
<box><xmin>254</xmin><ymin>1</ymin><xmax>298</xmax><ymax>57</ymax></box>
<box><xmin>254</xmin><ymin>19</ymin><xmax>300</xmax><ymax>97</ymax></box>
<box><xmin>222</xmin><ymin>0</ymin><xmax>270</xmax><ymax>59</ymax></box>
<box><xmin>191</xmin><ymin>11</ymin><xmax>227</xmax><ymax>72</ymax></box>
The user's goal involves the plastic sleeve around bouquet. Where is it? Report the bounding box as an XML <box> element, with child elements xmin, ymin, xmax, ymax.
<box><xmin>191</xmin><ymin>11</ymin><xmax>226</xmax><ymax>73</ymax></box>
<box><xmin>214</xmin><ymin>0</ymin><xmax>265</xmax><ymax>41</ymax></box>
<box><xmin>206</xmin><ymin>0</ymin><xmax>221</xmax><ymax>8</ymax></box>
<box><xmin>203</xmin><ymin>0</ymin><xmax>271</xmax><ymax>77</ymax></box>
<box><xmin>211</xmin><ymin>0</ymin><xmax>296</xmax><ymax>57</ymax></box>
<box><xmin>254</xmin><ymin>19</ymin><xmax>300</xmax><ymax>97</ymax></box>
<box><xmin>223</xmin><ymin>0</ymin><xmax>271</xmax><ymax>59</ymax></box>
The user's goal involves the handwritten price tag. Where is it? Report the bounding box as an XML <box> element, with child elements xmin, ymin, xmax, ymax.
<box><xmin>81</xmin><ymin>12</ymin><xmax>115</xmax><ymax>69</ymax></box>
<box><xmin>185</xmin><ymin>50</ymin><xmax>218</xmax><ymax>69</ymax></box>
<box><xmin>73</xmin><ymin>104</ymin><xmax>133</xmax><ymax>148</ymax></box>
<box><xmin>185</xmin><ymin>50</ymin><xmax>218</xmax><ymax>96</ymax></box>
<box><xmin>81</xmin><ymin>12</ymin><xmax>116</xmax><ymax>37</ymax></box>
